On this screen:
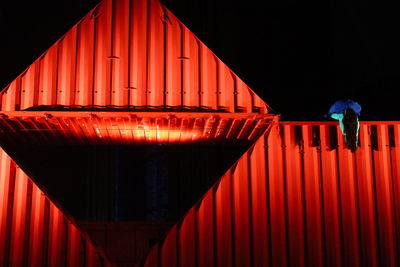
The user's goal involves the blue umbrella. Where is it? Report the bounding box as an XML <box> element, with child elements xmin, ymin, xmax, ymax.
<box><xmin>326</xmin><ymin>99</ymin><xmax>361</xmax><ymax>117</ymax></box>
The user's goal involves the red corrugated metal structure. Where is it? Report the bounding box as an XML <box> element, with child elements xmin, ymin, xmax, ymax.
<box><xmin>1</xmin><ymin>0</ymin><xmax>400</xmax><ymax>266</ymax></box>
<box><xmin>0</xmin><ymin>0</ymin><xmax>269</xmax><ymax>113</ymax></box>
<box><xmin>143</xmin><ymin>122</ymin><xmax>400</xmax><ymax>267</ymax></box>
<box><xmin>0</xmin><ymin>0</ymin><xmax>276</xmax><ymax>265</ymax></box>
<box><xmin>0</xmin><ymin>148</ymin><xmax>114</xmax><ymax>266</ymax></box>
<box><xmin>0</xmin><ymin>111</ymin><xmax>272</xmax><ymax>145</ymax></box>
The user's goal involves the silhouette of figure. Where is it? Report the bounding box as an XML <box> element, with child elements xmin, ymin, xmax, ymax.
<box><xmin>326</xmin><ymin>99</ymin><xmax>361</xmax><ymax>152</ymax></box>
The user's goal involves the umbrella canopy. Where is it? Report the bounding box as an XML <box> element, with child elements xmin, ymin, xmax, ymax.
<box><xmin>326</xmin><ymin>99</ymin><xmax>362</xmax><ymax>116</ymax></box>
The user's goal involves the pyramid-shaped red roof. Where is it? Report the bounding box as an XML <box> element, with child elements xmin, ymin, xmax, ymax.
<box><xmin>0</xmin><ymin>0</ymin><xmax>273</xmax><ymax>115</ymax></box>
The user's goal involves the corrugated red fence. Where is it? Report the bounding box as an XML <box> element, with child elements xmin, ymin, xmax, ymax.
<box><xmin>0</xmin><ymin>148</ymin><xmax>113</xmax><ymax>267</ymax></box>
<box><xmin>143</xmin><ymin>121</ymin><xmax>400</xmax><ymax>267</ymax></box>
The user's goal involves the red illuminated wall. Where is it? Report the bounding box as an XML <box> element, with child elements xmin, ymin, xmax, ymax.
<box><xmin>0</xmin><ymin>0</ymin><xmax>275</xmax><ymax>265</ymax></box>
<box><xmin>3</xmin><ymin>0</ymin><xmax>399</xmax><ymax>266</ymax></box>
<box><xmin>143</xmin><ymin>122</ymin><xmax>400</xmax><ymax>267</ymax></box>
<box><xmin>0</xmin><ymin>148</ymin><xmax>113</xmax><ymax>267</ymax></box>
<box><xmin>0</xmin><ymin>0</ymin><xmax>269</xmax><ymax>114</ymax></box>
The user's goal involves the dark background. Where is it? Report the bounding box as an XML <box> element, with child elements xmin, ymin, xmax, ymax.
<box><xmin>0</xmin><ymin>0</ymin><xmax>399</xmax><ymax>121</ymax></box>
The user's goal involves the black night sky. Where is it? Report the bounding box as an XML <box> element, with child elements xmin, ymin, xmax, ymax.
<box><xmin>0</xmin><ymin>0</ymin><xmax>399</xmax><ymax>121</ymax></box>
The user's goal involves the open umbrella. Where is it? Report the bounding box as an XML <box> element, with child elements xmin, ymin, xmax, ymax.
<box><xmin>326</xmin><ymin>99</ymin><xmax>361</xmax><ymax>117</ymax></box>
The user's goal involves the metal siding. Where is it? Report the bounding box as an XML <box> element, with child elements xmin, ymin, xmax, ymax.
<box><xmin>232</xmin><ymin>154</ymin><xmax>252</xmax><ymax>266</ymax></box>
<box><xmin>0</xmin><ymin>148</ymin><xmax>114</xmax><ymax>266</ymax></box>
<box><xmin>9</xmin><ymin>168</ymin><xmax>29</xmax><ymax>266</ymax></box>
<box><xmin>178</xmin><ymin>209</ymin><xmax>196</xmax><ymax>267</ymax></box>
<box><xmin>66</xmin><ymin>224</ymin><xmax>82</xmax><ymax>266</ymax></box>
<box><xmin>29</xmin><ymin>183</ymin><xmax>47</xmax><ymax>267</ymax></box>
<box><xmin>196</xmin><ymin>191</ymin><xmax>215</xmax><ymax>267</ymax></box>
<box><xmin>0</xmin><ymin>155</ymin><xmax>15</xmax><ymax>266</ymax></box>
<box><xmin>165</xmin><ymin>8</ymin><xmax>182</xmax><ymax>107</ymax></box>
<box><xmin>79</xmin><ymin>221</ymin><xmax>173</xmax><ymax>266</ymax></box>
<box><xmin>2</xmin><ymin>80</ymin><xmax>18</xmax><ymax>111</ymax></box>
<box><xmin>94</xmin><ymin>1</ymin><xmax>113</xmax><ymax>106</ymax></box>
<box><xmin>355</xmin><ymin>124</ymin><xmax>379</xmax><ymax>267</ymax></box>
<box><xmin>267</xmin><ymin>124</ymin><xmax>288</xmax><ymax>267</ymax></box>
<box><xmin>319</xmin><ymin>124</ymin><xmax>343</xmax><ymax>267</ymax></box>
<box><xmin>181</xmin><ymin>27</ymin><xmax>199</xmax><ymax>108</ymax></box>
<box><xmin>217</xmin><ymin>63</ymin><xmax>235</xmax><ymax>112</ymax></box>
<box><xmin>160</xmin><ymin>225</ymin><xmax>177</xmax><ymax>267</ymax></box>
<box><xmin>301</xmin><ymin>125</ymin><xmax>324</xmax><ymax>267</ymax></box>
<box><xmin>47</xmin><ymin>206</ymin><xmax>65</xmax><ymax>267</ymax></box>
<box><xmin>38</xmin><ymin>45</ymin><xmax>58</xmax><ymax>106</ymax></box>
<box><xmin>129</xmin><ymin>0</ymin><xmax>148</xmax><ymax>107</ymax></box>
<box><xmin>215</xmin><ymin>171</ymin><xmax>234</xmax><ymax>267</ymax></box>
<box><xmin>57</xmin><ymin>25</ymin><xmax>78</xmax><ymax>106</ymax></box>
<box><xmin>237</xmin><ymin>83</ymin><xmax>253</xmax><ymax>113</ymax></box>
<box><xmin>111</xmin><ymin>0</ymin><xmax>130</xmax><ymax>107</ymax></box>
<box><xmin>75</xmin><ymin>14</ymin><xmax>95</xmax><ymax>106</ymax></box>
<box><xmin>143</xmin><ymin>245</ymin><xmax>159</xmax><ymax>267</ymax></box>
<box><xmin>392</xmin><ymin>125</ymin><xmax>400</xmax><ymax>261</ymax></box>
<box><xmin>373</xmin><ymin>125</ymin><xmax>398</xmax><ymax>266</ymax></box>
<box><xmin>200</xmin><ymin>46</ymin><xmax>218</xmax><ymax>110</ymax></box>
<box><xmin>0</xmin><ymin>111</ymin><xmax>273</xmax><ymax>146</ymax></box>
<box><xmin>142</xmin><ymin>121</ymin><xmax>400</xmax><ymax>267</ymax></box>
<box><xmin>249</xmin><ymin>136</ymin><xmax>270</xmax><ymax>267</ymax></box>
<box><xmin>147</xmin><ymin>0</ymin><xmax>164</xmax><ymax>107</ymax></box>
<box><xmin>0</xmin><ymin>0</ymin><xmax>272</xmax><ymax>114</ymax></box>
<box><xmin>336</xmin><ymin>126</ymin><xmax>361</xmax><ymax>267</ymax></box>
<box><xmin>283</xmin><ymin>125</ymin><xmax>306</xmax><ymax>267</ymax></box>
<box><xmin>20</xmin><ymin>63</ymin><xmax>40</xmax><ymax>109</ymax></box>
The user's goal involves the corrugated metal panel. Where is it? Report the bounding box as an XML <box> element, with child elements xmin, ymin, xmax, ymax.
<box><xmin>0</xmin><ymin>0</ymin><xmax>271</xmax><ymax>114</ymax></box>
<box><xmin>0</xmin><ymin>148</ymin><xmax>114</xmax><ymax>267</ymax></box>
<box><xmin>0</xmin><ymin>111</ymin><xmax>273</xmax><ymax>145</ymax></box>
<box><xmin>142</xmin><ymin>121</ymin><xmax>400</xmax><ymax>267</ymax></box>
<box><xmin>80</xmin><ymin>221</ymin><xmax>173</xmax><ymax>266</ymax></box>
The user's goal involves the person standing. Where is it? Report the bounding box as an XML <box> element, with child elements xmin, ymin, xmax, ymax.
<box><xmin>326</xmin><ymin>99</ymin><xmax>361</xmax><ymax>153</ymax></box>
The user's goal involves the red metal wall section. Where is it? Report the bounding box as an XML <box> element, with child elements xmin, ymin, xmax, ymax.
<box><xmin>143</xmin><ymin>121</ymin><xmax>400</xmax><ymax>267</ymax></box>
<box><xmin>0</xmin><ymin>148</ymin><xmax>114</xmax><ymax>267</ymax></box>
<box><xmin>0</xmin><ymin>0</ymin><xmax>269</xmax><ymax>114</ymax></box>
